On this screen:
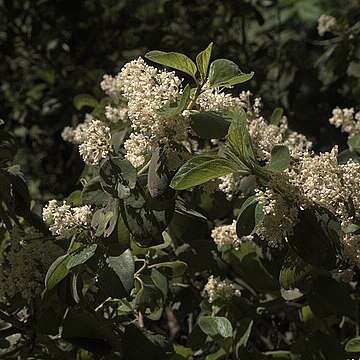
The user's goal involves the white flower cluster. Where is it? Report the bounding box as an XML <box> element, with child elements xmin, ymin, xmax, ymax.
<box><xmin>248</xmin><ymin>117</ymin><xmax>312</xmax><ymax>161</ymax></box>
<box><xmin>42</xmin><ymin>200</ymin><xmax>92</xmax><ymax>237</ymax></box>
<box><xmin>105</xmin><ymin>105</ymin><xmax>128</xmax><ymax>123</ymax></box>
<box><xmin>218</xmin><ymin>174</ymin><xmax>244</xmax><ymax>200</ymax></box>
<box><xmin>197</xmin><ymin>82</ymin><xmax>243</xmax><ymax>113</ymax></box>
<box><xmin>62</xmin><ymin>116</ymin><xmax>112</xmax><ymax>166</ymax></box>
<box><xmin>317</xmin><ymin>14</ymin><xmax>337</xmax><ymax>36</ymax></box>
<box><xmin>78</xmin><ymin>119</ymin><xmax>112</xmax><ymax>165</ymax></box>
<box><xmin>61</xmin><ymin>114</ymin><xmax>94</xmax><ymax>144</ymax></box>
<box><xmin>101</xmin><ymin>57</ymin><xmax>187</xmax><ymax>167</ymax></box>
<box><xmin>211</xmin><ymin>220</ymin><xmax>252</xmax><ymax>250</ymax></box>
<box><xmin>256</xmin><ymin>189</ymin><xmax>299</xmax><ymax>246</ymax></box>
<box><xmin>0</xmin><ymin>238</ymin><xmax>63</xmax><ymax>301</ymax></box>
<box><xmin>203</xmin><ymin>275</ymin><xmax>241</xmax><ymax>304</ymax></box>
<box><xmin>329</xmin><ymin>107</ymin><xmax>360</xmax><ymax>137</ymax></box>
<box><xmin>253</xmin><ymin>143</ymin><xmax>360</xmax><ymax>265</ymax></box>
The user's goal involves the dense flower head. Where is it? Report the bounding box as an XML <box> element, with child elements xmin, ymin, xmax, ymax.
<box><xmin>197</xmin><ymin>82</ymin><xmax>242</xmax><ymax>112</ymax></box>
<box><xmin>0</xmin><ymin>236</ymin><xmax>63</xmax><ymax>301</ymax></box>
<box><xmin>78</xmin><ymin>119</ymin><xmax>112</xmax><ymax>165</ymax></box>
<box><xmin>256</xmin><ymin>189</ymin><xmax>299</xmax><ymax>246</ymax></box>
<box><xmin>102</xmin><ymin>57</ymin><xmax>192</xmax><ymax>167</ymax></box>
<box><xmin>317</xmin><ymin>14</ymin><xmax>337</xmax><ymax>36</ymax></box>
<box><xmin>211</xmin><ymin>220</ymin><xmax>251</xmax><ymax>250</ymax></box>
<box><xmin>42</xmin><ymin>200</ymin><xmax>92</xmax><ymax>237</ymax></box>
<box><xmin>203</xmin><ymin>275</ymin><xmax>241</xmax><ymax>303</ymax></box>
<box><xmin>329</xmin><ymin>107</ymin><xmax>360</xmax><ymax>137</ymax></box>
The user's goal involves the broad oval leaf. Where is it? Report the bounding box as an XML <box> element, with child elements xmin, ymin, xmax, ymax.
<box><xmin>198</xmin><ymin>316</ymin><xmax>233</xmax><ymax>351</ymax></box>
<box><xmin>145</xmin><ymin>51</ymin><xmax>197</xmax><ymax>80</ymax></box>
<box><xmin>266</xmin><ymin>145</ymin><xmax>290</xmax><ymax>172</ymax></box>
<box><xmin>66</xmin><ymin>244</ymin><xmax>98</xmax><ymax>269</ymax></box>
<box><xmin>99</xmin><ymin>157</ymin><xmax>137</xmax><ymax>199</ymax></box>
<box><xmin>148</xmin><ymin>145</ymin><xmax>175</xmax><ymax>200</ymax></box>
<box><xmin>97</xmin><ymin>248</ymin><xmax>135</xmax><ymax>299</ymax></box>
<box><xmin>45</xmin><ymin>253</ymin><xmax>71</xmax><ymax>290</ymax></box>
<box><xmin>288</xmin><ymin>207</ymin><xmax>342</xmax><ymax>270</ymax></box>
<box><xmin>190</xmin><ymin>111</ymin><xmax>230</xmax><ymax>139</ymax></box>
<box><xmin>170</xmin><ymin>155</ymin><xmax>238</xmax><ymax>190</ymax></box>
<box><xmin>208</xmin><ymin>59</ymin><xmax>253</xmax><ymax>87</ymax></box>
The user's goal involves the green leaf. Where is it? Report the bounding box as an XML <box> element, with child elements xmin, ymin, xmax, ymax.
<box><xmin>190</xmin><ymin>111</ymin><xmax>230</xmax><ymax>139</ymax></box>
<box><xmin>134</xmin><ymin>269</ymin><xmax>168</xmax><ymax>320</ymax></box>
<box><xmin>123</xmin><ymin>324</ymin><xmax>173</xmax><ymax>360</ymax></box>
<box><xmin>226</xmin><ymin>108</ymin><xmax>256</xmax><ymax>164</ymax></box>
<box><xmin>236</xmin><ymin>318</ymin><xmax>253</xmax><ymax>347</ymax></box>
<box><xmin>121</xmin><ymin>181</ymin><xmax>174</xmax><ymax>247</ymax></box>
<box><xmin>0</xmin><ymin>130</ymin><xmax>17</xmax><ymax>164</ymax></box>
<box><xmin>145</xmin><ymin>51</ymin><xmax>197</xmax><ymax>80</ymax></box>
<box><xmin>198</xmin><ymin>316</ymin><xmax>233</xmax><ymax>352</ymax></box>
<box><xmin>279</xmin><ymin>249</ymin><xmax>314</xmax><ymax>291</ymax></box>
<box><xmin>266</xmin><ymin>145</ymin><xmax>290</xmax><ymax>172</ymax></box>
<box><xmin>99</xmin><ymin>157</ymin><xmax>137</xmax><ymax>199</ymax></box>
<box><xmin>208</xmin><ymin>59</ymin><xmax>253</xmax><ymax>87</ymax></box>
<box><xmin>150</xmin><ymin>261</ymin><xmax>187</xmax><ymax>278</ymax></box>
<box><xmin>74</xmin><ymin>94</ymin><xmax>99</xmax><ymax>110</ymax></box>
<box><xmin>170</xmin><ymin>155</ymin><xmax>239</xmax><ymax>190</ymax></box>
<box><xmin>6</xmin><ymin>170</ymin><xmax>31</xmax><ymax>217</ymax></box>
<box><xmin>97</xmin><ymin>248</ymin><xmax>135</xmax><ymax>299</ymax></box>
<box><xmin>309</xmin><ymin>276</ymin><xmax>358</xmax><ymax>319</ymax></box>
<box><xmin>45</xmin><ymin>253</ymin><xmax>71</xmax><ymax>290</ymax></box>
<box><xmin>148</xmin><ymin>145</ymin><xmax>175</xmax><ymax>200</ymax></box>
<box><xmin>348</xmin><ymin>134</ymin><xmax>360</xmax><ymax>153</ymax></box>
<box><xmin>66</xmin><ymin>244</ymin><xmax>98</xmax><ymax>269</ymax></box>
<box><xmin>236</xmin><ymin>196</ymin><xmax>258</xmax><ymax>237</ymax></box>
<box><xmin>345</xmin><ymin>337</ymin><xmax>360</xmax><ymax>353</ymax></box>
<box><xmin>157</xmin><ymin>84</ymin><xmax>190</xmax><ymax>117</ymax></box>
<box><xmin>269</xmin><ymin>108</ymin><xmax>284</xmax><ymax>126</ymax></box>
<box><xmin>62</xmin><ymin>307</ymin><xmax>121</xmax><ymax>354</ymax></box>
<box><xmin>82</xmin><ymin>177</ymin><xmax>110</xmax><ymax>207</ymax></box>
<box><xmin>288</xmin><ymin>207</ymin><xmax>342</xmax><ymax>270</ymax></box>
<box><xmin>196</xmin><ymin>42</ymin><xmax>213</xmax><ymax>82</ymax></box>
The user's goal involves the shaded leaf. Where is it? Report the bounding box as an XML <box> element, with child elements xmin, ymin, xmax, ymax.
<box><xmin>190</xmin><ymin>111</ymin><xmax>230</xmax><ymax>139</ymax></box>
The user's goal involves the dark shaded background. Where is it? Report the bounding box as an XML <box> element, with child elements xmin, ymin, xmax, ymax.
<box><xmin>1</xmin><ymin>0</ymin><xmax>359</xmax><ymax>199</ymax></box>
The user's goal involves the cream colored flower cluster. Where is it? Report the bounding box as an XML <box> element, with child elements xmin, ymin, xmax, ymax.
<box><xmin>203</xmin><ymin>275</ymin><xmax>241</xmax><ymax>304</ymax></box>
<box><xmin>0</xmin><ymin>237</ymin><xmax>63</xmax><ymax>301</ymax></box>
<box><xmin>78</xmin><ymin>119</ymin><xmax>112</xmax><ymax>165</ymax></box>
<box><xmin>42</xmin><ymin>200</ymin><xmax>92</xmax><ymax>237</ymax></box>
<box><xmin>317</xmin><ymin>14</ymin><xmax>337</xmax><ymax>36</ymax></box>
<box><xmin>256</xmin><ymin>189</ymin><xmax>299</xmax><ymax>246</ymax></box>
<box><xmin>211</xmin><ymin>220</ymin><xmax>252</xmax><ymax>250</ymax></box>
<box><xmin>61</xmin><ymin>114</ymin><xmax>93</xmax><ymax>144</ymax></box>
<box><xmin>218</xmin><ymin>174</ymin><xmax>244</xmax><ymax>200</ymax></box>
<box><xmin>329</xmin><ymin>107</ymin><xmax>360</xmax><ymax>137</ymax></box>
<box><xmin>101</xmin><ymin>57</ymin><xmax>187</xmax><ymax>167</ymax></box>
<box><xmin>62</xmin><ymin>116</ymin><xmax>112</xmax><ymax>166</ymax></box>
<box><xmin>197</xmin><ymin>82</ymin><xmax>243</xmax><ymax>113</ymax></box>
